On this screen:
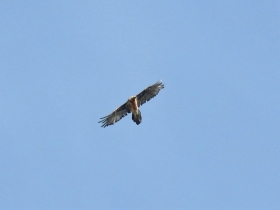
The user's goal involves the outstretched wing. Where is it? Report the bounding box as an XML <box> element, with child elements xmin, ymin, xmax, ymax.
<box><xmin>136</xmin><ymin>80</ymin><xmax>164</xmax><ymax>107</ymax></box>
<box><xmin>99</xmin><ymin>102</ymin><xmax>131</xmax><ymax>127</ymax></box>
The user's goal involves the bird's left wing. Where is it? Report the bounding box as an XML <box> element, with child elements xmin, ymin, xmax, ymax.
<box><xmin>136</xmin><ymin>80</ymin><xmax>164</xmax><ymax>107</ymax></box>
<box><xmin>99</xmin><ymin>102</ymin><xmax>131</xmax><ymax>127</ymax></box>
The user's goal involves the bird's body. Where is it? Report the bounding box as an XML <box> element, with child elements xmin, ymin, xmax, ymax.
<box><xmin>128</xmin><ymin>96</ymin><xmax>142</xmax><ymax>125</ymax></box>
<box><xmin>99</xmin><ymin>81</ymin><xmax>164</xmax><ymax>127</ymax></box>
<box><xmin>128</xmin><ymin>96</ymin><xmax>138</xmax><ymax>113</ymax></box>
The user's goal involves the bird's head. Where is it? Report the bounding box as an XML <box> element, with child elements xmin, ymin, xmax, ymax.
<box><xmin>129</xmin><ymin>96</ymin><xmax>136</xmax><ymax>102</ymax></box>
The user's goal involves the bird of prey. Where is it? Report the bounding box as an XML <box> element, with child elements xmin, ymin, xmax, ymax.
<box><xmin>99</xmin><ymin>80</ymin><xmax>164</xmax><ymax>128</ymax></box>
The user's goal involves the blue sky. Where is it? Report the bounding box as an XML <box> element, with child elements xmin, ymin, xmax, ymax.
<box><xmin>1</xmin><ymin>1</ymin><xmax>279</xmax><ymax>209</ymax></box>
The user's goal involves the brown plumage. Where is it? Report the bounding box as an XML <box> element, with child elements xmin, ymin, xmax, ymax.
<box><xmin>98</xmin><ymin>80</ymin><xmax>164</xmax><ymax>128</ymax></box>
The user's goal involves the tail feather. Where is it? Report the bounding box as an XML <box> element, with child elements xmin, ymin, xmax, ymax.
<box><xmin>132</xmin><ymin>110</ymin><xmax>142</xmax><ymax>125</ymax></box>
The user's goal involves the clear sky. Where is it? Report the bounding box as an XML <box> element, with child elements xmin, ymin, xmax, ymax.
<box><xmin>1</xmin><ymin>1</ymin><xmax>279</xmax><ymax>209</ymax></box>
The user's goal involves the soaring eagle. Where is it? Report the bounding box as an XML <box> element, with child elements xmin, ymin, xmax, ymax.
<box><xmin>99</xmin><ymin>81</ymin><xmax>164</xmax><ymax>127</ymax></box>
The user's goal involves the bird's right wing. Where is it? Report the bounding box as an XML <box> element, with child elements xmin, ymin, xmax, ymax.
<box><xmin>136</xmin><ymin>80</ymin><xmax>164</xmax><ymax>107</ymax></box>
<box><xmin>98</xmin><ymin>102</ymin><xmax>131</xmax><ymax>127</ymax></box>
